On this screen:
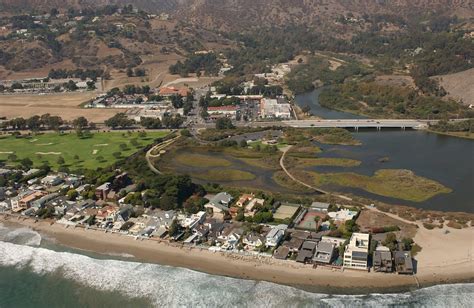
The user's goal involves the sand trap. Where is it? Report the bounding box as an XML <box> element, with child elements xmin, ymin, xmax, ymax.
<box><xmin>37</xmin><ymin>143</ymin><xmax>54</xmax><ymax>146</ymax></box>
<box><xmin>94</xmin><ymin>144</ymin><xmax>109</xmax><ymax>147</ymax></box>
<box><xmin>35</xmin><ymin>152</ymin><xmax>61</xmax><ymax>155</ymax></box>
<box><xmin>29</xmin><ymin>139</ymin><xmax>38</xmax><ymax>143</ymax></box>
<box><xmin>92</xmin><ymin>149</ymin><xmax>98</xmax><ymax>155</ymax></box>
<box><xmin>0</xmin><ymin>151</ymin><xmax>14</xmax><ymax>154</ymax></box>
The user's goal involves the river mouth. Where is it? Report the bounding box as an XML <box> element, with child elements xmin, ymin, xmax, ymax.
<box><xmin>293</xmin><ymin>89</ymin><xmax>474</xmax><ymax>213</ymax></box>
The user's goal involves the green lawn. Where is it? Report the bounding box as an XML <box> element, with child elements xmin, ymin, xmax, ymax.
<box><xmin>0</xmin><ymin>130</ymin><xmax>169</xmax><ymax>170</ymax></box>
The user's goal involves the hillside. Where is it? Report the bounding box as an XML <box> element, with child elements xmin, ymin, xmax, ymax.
<box><xmin>1</xmin><ymin>1</ymin><xmax>472</xmax><ymax>29</ymax></box>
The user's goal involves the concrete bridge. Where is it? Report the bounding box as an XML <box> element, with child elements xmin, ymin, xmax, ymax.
<box><xmin>282</xmin><ymin>119</ymin><xmax>431</xmax><ymax>130</ymax></box>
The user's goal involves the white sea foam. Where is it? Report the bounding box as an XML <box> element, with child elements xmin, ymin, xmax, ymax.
<box><xmin>0</xmin><ymin>235</ymin><xmax>473</xmax><ymax>307</ymax></box>
<box><xmin>0</xmin><ymin>223</ymin><xmax>42</xmax><ymax>247</ymax></box>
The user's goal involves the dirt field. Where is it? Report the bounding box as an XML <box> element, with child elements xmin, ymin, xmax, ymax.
<box><xmin>0</xmin><ymin>92</ymin><xmax>123</xmax><ymax>122</ymax></box>
<box><xmin>434</xmin><ymin>68</ymin><xmax>474</xmax><ymax>106</ymax></box>
<box><xmin>356</xmin><ymin>209</ymin><xmax>418</xmax><ymax>239</ymax></box>
<box><xmin>375</xmin><ymin>75</ymin><xmax>416</xmax><ymax>89</ymax></box>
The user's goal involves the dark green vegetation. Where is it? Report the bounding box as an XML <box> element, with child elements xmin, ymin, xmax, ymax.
<box><xmin>285</xmin><ymin>127</ymin><xmax>360</xmax><ymax>146</ymax></box>
<box><xmin>319</xmin><ymin>82</ymin><xmax>473</xmax><ymax>119</ymax></box>
<box><xmin>286</xmin><ymin>56</ymin><xmax>370</xmax><ymax>94</ymax></box>
<box><xmin>429</xmin><ymin>119</ymin><xmax>474</xmax><ymax>139</ymax></box>
<box><xmin>169</xmin><ymin>53</ymin><xmax>220</xmax><ymax>77</ymax></box>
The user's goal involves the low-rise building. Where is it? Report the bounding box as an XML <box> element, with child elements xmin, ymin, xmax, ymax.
<box><xmin>260</xmin><ymin>97</ymin><xmax>292</xmax><ymax>119</ymax></box>
<box><xmin>328</xmin><ymin>209</ymin><xmax>358</xmax><ymax>223</ymax></box>
<box><xmin>296</xmin><ymin>240</ymin><xmax>317</xmax><ymax>263</ymax></box>
<box><xmin>343</xmin><ymin>233</ymin><xmax>370</xmax><ymax>270</ymax></box>
<box><xmin>95</xmin><ymin>182</ymin><xmax>111</xmax><ymax>200</ymax></box>
<box><xmin>373</xmin><ymin>247</ymin><xmax>393</xmax><ymax>273</ymax></box>
<box><xmin>41</xmin><ymin>175</ymin><xmax>63</xmax><ymax>187</ymax></box>
<box><xmin>205</xmin><ymin>192</ymin><xmax>233</xmax><ymax>213</ymax></box>
<box><xmin>207</xmin><ymin>106</ymin><xmax>238</xmax><ymax>119</ymax></box>
<box><xmin>265</xmin><ymin>224</ymin><xmax>287</xmax><ymax>247</ymax></box>
<box><xmin>394</xmin><ymin>251</ymin><xmax>414</xmax><ymax>275</ymax></box>
<box><xmin>311</xmin><ymin>202</ymin><xmax>330</xmax><ymax>212</ymax></box>
<box><xmin>313</xmin><ymin>241</ymin><xmax>336</xmax><ymax>265</ymax></box>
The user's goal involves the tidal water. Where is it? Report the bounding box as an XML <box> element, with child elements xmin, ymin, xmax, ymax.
<box><xmin>295</xmin><ymin>89</ymin><xmax>474</xmax><ymax>213</ymax></box>
<box><xmin>1</xmin><ymin>223</ymin><xmax>473</xmax><ymax>307</ymax></box>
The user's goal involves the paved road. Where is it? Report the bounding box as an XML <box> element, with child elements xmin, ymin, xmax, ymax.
<box><xmin>282</xmin><ymin>119</ymin><xmax>430</xmax><ymax>129</ymax></box>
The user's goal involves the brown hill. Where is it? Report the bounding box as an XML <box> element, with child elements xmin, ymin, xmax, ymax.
<box><xmin>1</xmin><ymin>0</ymin><xmax>472</xmax><ymax>29</ymax></box>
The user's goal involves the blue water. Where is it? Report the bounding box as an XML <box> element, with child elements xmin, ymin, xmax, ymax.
<box><xmin>295</xmin><ymin>88</ymin><xmax>365</xmax><ymax>119</ymax></box>
<box><xmin>295</xmin><ymin>89</ymin><xmax>474</xmax><ymax>213</ymax></box>
<box><xmin>1</xmin><ymin>223</ymin><xmax>473</xmax><ymax>307</ymax></box>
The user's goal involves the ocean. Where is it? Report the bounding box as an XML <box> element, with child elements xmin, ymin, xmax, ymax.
<box><xmin>0</xmin><ymin>223</ymin><xmax>473</xmax><ymax>308</ymax></box>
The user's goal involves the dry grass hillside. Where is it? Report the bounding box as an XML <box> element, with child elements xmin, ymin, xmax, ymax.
<box><xmin>434</xmin><ymin>68</ymin><xmax>474</xmax><ymax>106</ymax></box>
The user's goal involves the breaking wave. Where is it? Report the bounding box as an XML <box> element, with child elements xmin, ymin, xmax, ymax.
<box><xmin>0</xmin><ymin>224</ymin><xmax>473</xmax><ymax>307</ymax></box>
<box><xmin>0</xmin><ymin>223</ymin><xmax>42</xmax><ymax>247</ymax></box>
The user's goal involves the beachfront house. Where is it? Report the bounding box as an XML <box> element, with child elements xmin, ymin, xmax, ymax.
<box><xmin>373</xmin><ymin>247</ymin><xmax>394</xmax><ymax>273</ymax></box>
<box><xmin>343</xmin><ymin>233</ymin><xmax>370</xmax><ymax>271</ymax></box>
<box><xmin>265</xmin><ymin>224</ymin><xmax>287</xmax><ymax>247</ymax></box>
<box><xmin>394</xmin><ymin>251</ymin><xmax>414</xmax><ymax>275</ymax></box>
<box><xmin>313</xmin><ymin>241</ymin><xmax>336</xmax><ymax>265</ymax></box>
<box><xmin>243</xmin><ymin>232</ymin><xmax>265</xmax><ymax>250</ymax></box>
<box><xmin>296</xmin><ymin>240</ymin><xmax>317</xmax><ymax>263</ymax></box>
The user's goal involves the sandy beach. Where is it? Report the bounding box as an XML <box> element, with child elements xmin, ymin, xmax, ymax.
<box><xmin>2</xmin><ymin>215</ymin><xmax>473</xmax><ymax>291</ymax></box>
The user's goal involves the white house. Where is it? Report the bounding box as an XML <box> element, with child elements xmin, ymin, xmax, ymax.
<box><xmin>265</xmin><ymin>224</ymin><xmax>287</xmax><ymax>247</ymax></box>
<box><xmin>343</xmin><ymin>233</ymin><xmax>370</xmax><ymax>270</ymax></box>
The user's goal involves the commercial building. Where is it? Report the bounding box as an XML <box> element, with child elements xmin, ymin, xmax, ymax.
<box><xmin>260</xmin><ymin>98</ymin><xmax>292</xmax><ymax>119</ymax></box>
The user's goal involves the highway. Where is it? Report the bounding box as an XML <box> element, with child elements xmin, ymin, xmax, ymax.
<box><xmin>282</xmin><ymin>119</ymin><xmax>431</xmax><ymax>129</ymax></box>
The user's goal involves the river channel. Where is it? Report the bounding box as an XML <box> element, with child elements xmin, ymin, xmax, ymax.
<box><xmin>295</xmin><ymin>89</ymin><xmax>474</xmax><ymax>213</ymax></box>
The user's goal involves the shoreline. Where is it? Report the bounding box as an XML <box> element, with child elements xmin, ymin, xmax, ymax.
<box><xmin>2</xmin><ymin>216</ymin><xmax>473</xmax><ymax>294</ymax></box>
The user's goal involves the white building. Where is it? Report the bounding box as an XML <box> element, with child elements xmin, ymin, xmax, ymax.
<box><xmin>265</xmin><ymin>224</ymin><xmax>287</xmax><ymax>247</ymax></box>
<box><xmin>343</xmin><ymin>233</ymin><xmax>370</xmax><ymax>270</ymax></box>
<box><xmin>260</xmin><ymin>98</ymin><xmax>292</xmax><ymax>119</ymax></box>
<box><xmin>328</xmin><ymin>209</ymin><xmax>358</xmax><ymax>223</ymax></box>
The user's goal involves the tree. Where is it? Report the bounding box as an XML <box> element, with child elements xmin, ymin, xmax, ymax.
<box><xmin>180</xmin><ymin>129</ymin><xmax>192</xmax><ymax>137</ymax></box>
<box><xmin>239</xmin><ymin>140</ymin><xmax>247</xmax><ymax>148</ymax></box>
<box><xmin>105</xmin><ymin>113</ymin><xmax>134</xmax><ymax>129</ymax></box>
<box><xmin>383</xmin><ymin>232</ymin><xmax>398</xmax><ymax>251</ymax></box>
<box><xmin>215</xmin><ymin>117</ymin><xmax>235</xmax><ymax>130</ymax></box>
<box><xmin>64</xmin><ymin>80</ymin><xmax>78</xmax><ymax>91</ymax></box>
<box><xmin>168</xmin><ymin>219</ymin><xmax>179</xmax><ymax>237</ymax></box>
<box><xmin>126</xmin><ymin>67</ymin><xmax>134</xmax><ymax>77</ymax></box>
<box><xmin>301</xmin><ymin>105</ymin><xmax>311</xmax><ymax>115</ymax></box>
<box><xmin>57</xmin><ymin>156</ymin><xmax>65</xmax><ymax>165</ymax></box>
<box><xmin>20</xmin><ymin>158</ymin><xmax>33</xmax><ymax>169</ymax></box>
<box><xmin>67</xmin><ymin>189</ymin><xmax>79</xmax><ymax>201</ymax></box>
<box><xmin>112</xmin><ymin>152</ymin><xmax>122</xmax><ymax>159</ymax></box>
<box><xmin>72</xmin><ymin>116</ymin><xmax>88</xmax><ymax>131</ymax></box>
<box><xmin>26</xmin><ymin>115</ymin><xmax>41</xmax><ymax>131</ymax></box>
